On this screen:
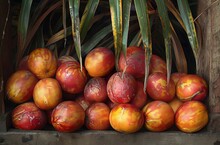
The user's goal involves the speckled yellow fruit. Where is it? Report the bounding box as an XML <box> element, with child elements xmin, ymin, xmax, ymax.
<box><xmin>109</xmin><ymin>104</ymin><xmax>144</xmax><ymax>133</ymax></box>
<box><xmin>175</xmin><ymin>101</ymin><xmax>208</xmax><ymax>133</ymax></box>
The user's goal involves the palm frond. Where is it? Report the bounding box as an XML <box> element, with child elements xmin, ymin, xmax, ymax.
<box><xmin>134</xmin><ymin>0</ymin><xmax>152</xmax><ymax>91</ymax></box>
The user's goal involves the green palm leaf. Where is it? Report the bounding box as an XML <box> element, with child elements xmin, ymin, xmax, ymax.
<box><xmin>155</xmin><ymin>0</ymin><xmax>172</xmax><ymax>83</ymax></box>
<box><xmin>134</xmin><ymin>0</ymin><xmax>152</xmax><ymax>90</ymax></box>
<box><xmin>109</xmin><ymin>0</ymin><xmax>122</xmax><ymax>70</ymax></box>
<box><xmin>17</xmin><ymin>0</ymin><xmax>33</xmax><ymax>64</ymax></box>
<box><xmin>69</xmin><ymin>0</ymin><xmax>82</xmax><ymax>70</ymax></box>
<box><xmin>122</xmin><ymin>0</ymin><xmax>132</xmax><ymax>56</ymax></box>
<box><xmin>177</xmin><ymin>0</ymin><xmax>199</xmax><ymax>70</ymax></box>
<box><xmin>80</xmin><ymin>0</ymin><xmax>100</xmax><ymax>42</ymax></box>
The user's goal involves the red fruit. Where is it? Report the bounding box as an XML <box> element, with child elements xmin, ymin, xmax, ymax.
<box><xmin>171</xmin><ymin>72</ymin><xmax>187</xmax><ymax>85</ymax></box>
<box><xmin>176</xmin><ymin>74</ymin><xmax>208</xmax><ymax>101</ymax></box>
<box><xmin>18</xmin><ymin>55</ymin><xmax>29</xmax><ymax>71</ymax></box>
<box><xmin>149</xmin><ymin>55</ymin><xmax>167</xmax><ymax>75</ymax></box>
<box><xmin>119</xmin><ymin>46</ymin><xmax>145</xmax><ymax>78</ymax></box>
<box><xmin>142</xmin><ymin>101</ymin><xmax>174</xmax><ymax>132</ymax></box>
<box><xmin>12</xmin><ymin>102</ymin><xmax>47</xmax><ymax>130</ymax></box>
<box><xmin>6</xmin><ymin>70</ymin><xmax>38</xmax><ymax>104</ymax></box>
<box><xmin>109</xmin><ymin>104</ymin><xmax>144</xmax><ymax>133</ymax></box>
<box><xmin>146</xmin><ymin>72</ymin><xmax>175</xmax><ymax>102</ymax></box>
<box><xmin>130</xmin><ymin>81</ymin><xmax>147</xmax><ymax>109</ymax></box>
<box><xmin>107</xmin><ymin>72</ymin><xmax>137</xmax><ymax>104</ymax></box>
<box><xmin>75</xmin><ymin>95</ymin><xmax>92</xmax><ymax>110</ymax></box>
<box><xmin>85</xmin><ymin>103</ymin><xmax>110</xmax><ymax>130</ymax></box>
<box><xmin>84</xmin><ymin>77</ymin><xmax>108</xmax><ymax>102</ymax></box>
<box><xmin>85</xmin><ymin>47</ymin><xmax>115</xmax><ymax>77</ymax></box>
<box><xmin>168</xmin><ymin>98</ymin><xmax>183</xmax><ymax>113</ymax></box>
<box><xmin>175</xmin><ymin>101</ymin><xmax>208</xmax><ymax>133</ymax></box>
<box><xmin>28</xmin><ymin>48</ymin><xmax>57</xmax><ymax>79</ymax></box>
<box><xmin>58</xmin><ymin>55</ymin><xmax>78</xmax><ymax>67</ymax></box>
<box><xmin>56</xmin><ymin>61</ymin><xmax>87</xmax><ymax>94</ymax></box>
<box><xmin>33</xmin><ymin>78</ymin><xmax>62</xmax><ymax>110</ymax></box>
<box><xmin>51</xmin><ymin>101</ymin><xmax>85</xmax><ymax>132</ymax></box>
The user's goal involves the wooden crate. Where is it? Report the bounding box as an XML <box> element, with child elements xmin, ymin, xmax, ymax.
<box><xmin>1</xmin><ymin>0</ymin><xmax>220</xmax><ymax>145</ymax></box>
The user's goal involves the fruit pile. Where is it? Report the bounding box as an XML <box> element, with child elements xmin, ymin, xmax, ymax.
<box><xmin>6</xmin><ymin>47</ymin><xmax>208</xmax><ymax>133</ymax></box>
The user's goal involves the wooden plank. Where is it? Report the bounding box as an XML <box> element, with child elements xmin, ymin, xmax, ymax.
<box><xmin>0</xmin><ymin>130</ymin><xmax>220</xmax><ymax>145</ymax></box>
<box><xmin>197</xmin><ymin>0</ymin><xmax>220</xmax><ymax>131</ymax></box>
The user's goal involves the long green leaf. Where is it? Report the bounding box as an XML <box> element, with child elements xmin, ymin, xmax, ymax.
<box><xmin>177</xmin><ymin>0</ymin><xmax>199</xmax><ymax>70</ymax></box>
<box><xmin>69</xmin><ymin>0</ymin><xmax>82</xmax><ymax>70</ymax></box>
<box><xmin>17</xmin><ymin>0</ymin><xmax>33</xmax><ymax>64</ymax></box>
<box><xmin>81</xmin><ymin>25</ymin><xmax>112</xmax><ymax>57</ymax></box>
<box><xmin>155</xmin><ymin>0</ymin><xmax>172</xmax><ymax>83</ymax></box>
<box><xmin>109</xmin><ymin>0</ymin><xmax>122</xmax><ymax>70</ymax></box>
<box><xmin>134</xmin><ymin>0</ymin><xmax>152</xmax><ymax>91</ymax></box>
<box><xmin>80</xmin><ymin>0</ymin><xmax>100</xmax><ymax>42</ymax></box>
<box><xmin>122</xmin><ymin>0</ymin><xmax>132</xmax><ymax>57</ymax></box>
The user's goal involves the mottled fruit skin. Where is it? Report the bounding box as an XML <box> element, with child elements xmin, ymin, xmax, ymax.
<box><xmin>142</xmin><ymin>101</ymin><xmax>174</xmax><ymax>132</ymax></box>
<box><xmin>75</xmin><ymin>95</ymin><xmax>92</xmax><ymax>110</ymax></box>
<box><xmin>84</xmin><ymin>77</ymin><xmax>108</xmax><ymax>102</ymax></box>
<box><xmin>119</xmin><ymin>46</ymin><xmax>145</xmax><ymax>78</ymax></box>
<box><xmin>6</xmin><ymin>70</ymin><xmax>38</xmax><ymax>104</ymax></box>
<box><xmin>85</xmin><ymin>47</ymin><xmax>115</xmax><ymax>77</ymax></box>
<box><xmin>168</xmin><ymin>98</ymin><xmax>183</xmax><ymax>113</ymax></box>
<box><xmin>176</xmin><ymin>74</ymin><xmax>208</xmax><ymax>101</ymax></box>
<box><xmin>85</xmin><ymin>103</ymin><xmax>110</xmax><ymax>130</ymax></box>
<box><xmin>28</xmin><ymin>48</ymin><xmax>57</xmax><ymax>79</ymax></box>
<box><xmin>175</xmin><ymin>101</ymin><xmax>208</xmax><ymax>133</ymax></box>
<box><xmin>12</xmin><ymin>102</ymin><xmax>47</xmax><ymax>130</ymax></box>
<box><xmin>58</xmin><ymin>55</ymin><xmax>78</xmax><ymax>67</ymax></box>
<box><xmin>171</xmin><ymin>72</ymin><xmax>187</xmax><ymax>85</ymax></box>
<box><xmin>107</xmin><ymin>72</ymin><xmax>137</xmax><ymax>104</ymax></box>
<box><xmin>56</xmin><ymin>61</ymin><xmax>87</xmax><ymax>94</ymax></box>
<box><xmin>149</xmin><ymin>55</ymin><xmax>167</xmax><ymax>75</ymax></box>
<box><xmin>109</xmin><ymin>104</ymin><xmax>144</xmax><ymax>133</ymax></box>
<box><xmin>33</xmin><ymin>78</ymin><xmax>62</xmax><ymax>110</ymax></box>
<box><xmin>51</xmin><ymin>101</ymin><xmax>85</xmax><ymax>132</ymax></box>
<box><xmin>130</xmin><ymin>81</ymin><xmax>147</xmax><ymax>109</ymax></box>
<box><xmin>146</xmin><ymin>72</ymin><xmax>175</xmax><ymax>102</ymax></box>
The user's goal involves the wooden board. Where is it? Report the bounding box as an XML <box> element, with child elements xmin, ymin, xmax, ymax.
<box><xmin>0</xmin><ymin>130</ymin><xmax>220</xmax><ymax>145</ymax></box>
<box><xmin>197</xmin><ymin>0</ymin><xmax>220</xmax><ymax>132</ymax></box>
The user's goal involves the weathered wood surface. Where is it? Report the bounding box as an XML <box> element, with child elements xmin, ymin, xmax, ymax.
<box><xmin>0</xmin><ymin>130</ymin><xmax>220</xmax><ymax>145</ymax></box>
<box><xmin>197</xmin><ymin>0</ymin><xmax>220</xmax><ymax>132</ymax></box>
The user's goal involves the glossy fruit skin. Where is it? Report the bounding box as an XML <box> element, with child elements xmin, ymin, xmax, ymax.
<box><xmin>51</xmin><ymin>101</ymin><xmax>85</xmax><ymax>132</ymax></box>
<box><xmin>142</xmin><ymin>101</ymin><xmax>174</xmax><ymax>132</ymax></box>
<box><xmin>149</xmin><ymin>55</ymin><xmax>167</xmax><ymax>75</ymax></box>
<box><xmin>171</xmin><ymin>72</ymin><xmax>187</xmax><ymax>85</ymax></box>
<box><xmin>175</xmin><ymin>101</ymin><xmax>208</xmax><ymax>133</ymax></box>
<box><xmin>84</xmin><ymin>77</ymin><xmax>108</xmax><ymax>103</ymax></box>
<box><xmin>58</xmin><ymin>55</ymin><xmax>78</xmax><ymax>67</ymax></box>
<box><xmin>12</xmin><ymin>102</ymin><xmax>47</xmax><ymax>130</ymax></box>
<box><xmin>28</xmin><ymin>48</ymin><xmax>57</xmax><ymax>79</ymax></box>
<box><xmin>169</xmin><ymin>98</ymin><xmax>183</xmax><ymax>113</ymax></box>
<box><xmin>56</xmin><ymin>61</ymin><xmax>87</xmax><ymax>94</ymax></box>
<box><xmin>176</xmin><ymin>74</ymin><xmax>208</xmax><ymax>101</ymax></box>
<box><xmin>119</xmin><ymin>46</ymin><xmax>145</xmax><ymax>78</ymax></box>
<box><xmin>130</xmin><ymin>81</ymin><xmax>147</xmax><ymax>109</ymax></box>
<box><xmin>85</xmin><ymin>47</ymin><xmax>115</xmax><ymax>77</ymax></box>
<box><xmin>109</xmin><ymin>104</ymin><xmax>144</xmax><ymax>133</ymax></box>
<box><xmin>6</xmin><ymin>70</ymin><xmax>38</xmax><ymax>104</ymax></box>
<box><xmin>85</xmin><ymin>103</ymin><xmax>110</xmax><ymax>130</ymax></box>
<box><xmin>146</xmin><ymin>72</ymin><xmax>175</xmax><ymax>102</ymax></box>
<box><xmin>33</xmin><ymin>78</ymin><xmax>62</xmax><ymax>110</ymax></box>
<box><xmin>75</xmin><ymin>95</ymin><xmax>92</xmax><ymax>110</ymax></box>
<box><xmin>107</xmin><ymin>72</ymin><xmax>137</xmax><ymax>104</ymax></box>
